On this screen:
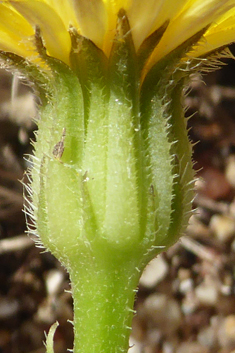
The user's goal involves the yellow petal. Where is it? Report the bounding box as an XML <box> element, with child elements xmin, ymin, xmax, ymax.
<box><xmin>127</xmin><ymin>0</ymin><xmax>189</xmax><ymax>50</ymax></box>
<box><xmin>72</xmin><ymin>0</ymin><xmax>107</xmax><ymax>49</ymax></box>
<box><xmin>43</xmin><ymin>0</ymin><xmax>79</xmax><ymax>29</ymax></box>
<box><xmin>10</xmin><ymin>0</ymin><xmax>71</xmax><ymax>64</ymax></box>
<box><xmin>191</xmin><ymin>6</ymin><xmax>235</xmax><ymax>57</ymax></box>
<box><xmin>0</xmin><ymin>3</ymin><xmax>34</xmax><ymax>57</ymax></box>
<box><xmin>153</xmin><ymin>0</ymin><xmax>234</xmax><ymax>61</ymax></box>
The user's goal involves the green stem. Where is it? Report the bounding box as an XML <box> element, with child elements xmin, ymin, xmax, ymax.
<box><xmin>70</xmin><ymin>258</ymin><xmax>140</xmax><ymax>353</ymax></box>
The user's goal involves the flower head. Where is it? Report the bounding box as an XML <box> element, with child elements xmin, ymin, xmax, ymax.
<box><xmin>1</xmin><ymin>0</ymin><xmax>235</xmax><ymax>74</ymax></box>
<box><xmin>1</xmin><ymin>3</ymin><xmax>235</xmax><ymax>353</ymax></box>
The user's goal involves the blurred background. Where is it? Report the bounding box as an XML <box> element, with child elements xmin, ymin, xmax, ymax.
<box><xmin>1</xmin><ymin>47</ymin><xmax>235</xmax><ymax>353</ymax></box>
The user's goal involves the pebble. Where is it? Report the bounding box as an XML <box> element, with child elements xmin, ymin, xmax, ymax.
<box><xmin>218</xmin><ymin>315</ymin><xmax>235</xmax><ymax>347</ymax></box>
<box><xmin>0</xmin><ymin>296</ymin><xmax>19</xmax><ymax>319</ymax></box>
<box><xmin>45</xmin><ymin>269</ymin><xmax>64</xmax><ymax>297</ymax></box>
<box><xmin>140</xmin><ymin>255</ymin><xmax>168</xmax><ymax>289</ymax></box>
<box><xmin>210</xmin><ymin>214</ymin><xmax>235</xmax><ymax>242</ymax></box>
<box><xmin>225</xmin><ymin>155</ymin><xmax>235</xmax><ymax>188</ymax></box>
<box><xmin>178</xmin><ymin>268</ymin><xmax>191</xmax><ymax>281</ymax></box>
<box><xmin>198</xmin><ymin>325</ymin><xmax>217</xmax><ymax>349</ymax></box>
<box><xmin>181</xmin><ymin>292</ymin><xmax>198</xmax><ymax>315</ymax></box>
<box><xmin>220</xmin><ymin>272</ymin><xmax>233</xmax><ymax>296</ymax></box>
<box><xmin>179</xmin><ymin>278</ymin><xmax>194</xmax><ymax>294</ymax></box>
<box><xmin>144</xmin><ymin>293</ymin><xmax>182</xmax><ymax>334</ymax></box>
<box><xmin>195</xmin><ymin>281</ymin><xmax>218</xmax><ymax>306</ymax></box>
<box><xmin>35</xmin><ymin>298</ymin><xmax>57</xmax><ymax>324</ymax></box>
<box><xmin>174</xmin><ymin>268</ymin><xmax>194</xmax><ymax>294</ymax></box>
<box><xmin>162</xmin><ymin>341</ymin><xmax>175</xmax><ymax>353</ymax></box>
<box><xmin>176</xmin><ymin>342</ymin><xmax>209</xmax><ymax>353</ymax></box>
<box><xmin>187</xmin><ymin>215</ymin><xmax>211</xmax><ymax>238</ymax></box>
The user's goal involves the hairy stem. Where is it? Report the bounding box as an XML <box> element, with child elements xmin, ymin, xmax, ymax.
<box><xmin>70</xmin><ymin>258</ymin><xmax>140</xmax><ymax>353</ymax></box>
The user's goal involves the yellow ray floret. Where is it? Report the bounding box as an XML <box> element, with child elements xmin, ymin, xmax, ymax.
<box><xmin>148</xmin><ymin>0</ymin><xmax>235</xmax><ymax>63</ymax></box>
<box><xmin>72</xmin><ymin>0</ymin><xmax>107</xmax><ymax>50</ymax></box>
<box><xmin>0</xmin><ymin>3</ymin><xmax>34</xmax><ymax>57</ymax></box>
<box><xmin>9</xmin><ymin>0</ymin><xmax>72</xmax><ymax>64</ymax></box>
<box><xmin>191</xmin><ymin>6</ymin><xmax>235</xmax><ymax>57</ymax></box>
<box><xmin>0</xmin><ymin>0</ymin><xmax>235</xmax><ymax>72</ymax></box>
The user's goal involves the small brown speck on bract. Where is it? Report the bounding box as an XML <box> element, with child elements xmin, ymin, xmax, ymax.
<box><xmin>53</xmin><ymin>128</ymin><xmax>66</xmax><ymax>161</ymax></box>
